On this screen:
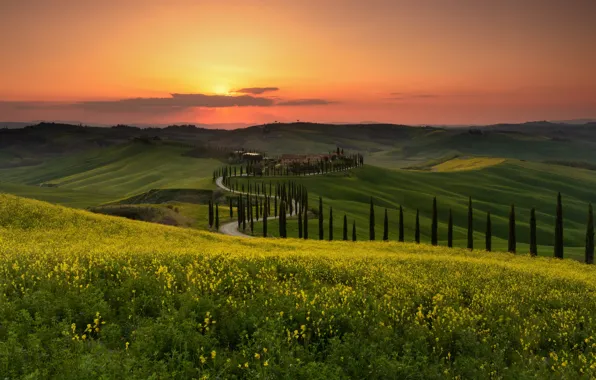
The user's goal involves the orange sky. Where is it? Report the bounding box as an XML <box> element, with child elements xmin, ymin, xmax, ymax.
<box><xmin>1</xmin><ymin>0</ymin><xmax>595</xmax><ymax>126</ymax></box>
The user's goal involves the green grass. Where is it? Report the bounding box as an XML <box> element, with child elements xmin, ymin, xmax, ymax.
<box><xmin>3</xmin><ymin>194</ymin><xmax>596</xmax><ymax>378</ymax></box>
<box><xmin>0</xmin><ymin>142</ymin><xmax>223</xmax><ymax>207</ymax></box>
<box><xmin>230</xmin><ymin>161</ymin><xmax>596</xmax><ymax>261</ymax></box>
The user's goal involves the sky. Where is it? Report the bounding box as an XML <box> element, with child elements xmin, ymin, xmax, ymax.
<box><xmin>1</xmin><ymin>0</ymin><xmax>595</xmax><ymax>127</ymax></box>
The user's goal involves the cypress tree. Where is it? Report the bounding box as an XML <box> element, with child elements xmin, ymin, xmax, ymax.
<box><xmin>242</xmin><ymin>201</ymin><xmax>247</xmax><ymax>231</ymax></box>
<box><xmin>530</xmin><ymin>208</ymin><xmax>537</xmax><ymax>256</ymax></box>
<box><xmin>398</xmin><ymin>205</ymin><xmax>404</xmax><ymax>242</ymax></box>
<box><xmin>319</xmin><ymin>196</ymin><xmax>324</xmax><ymax>240</ymax></box>
<box><xmin>279</xmin><ymin>201</ymin><xmax>285</xmax><ymax>237</ymax></box>
<box><xmin>467</xmin><ymin>197</ymin><xmax>473</xmax><ymax>250</ymax></box>
<box><xmin>215</xmin><ymin>204</ymin><xmax>219</xmax><ymax>231</ymax></box>
<box><xmin>586</xmin><ymin>203</ymin><xmax>594</xmax><ymax>264</ymax></box>
<box><xmin>263</xmin><ymin>204</ymin><xmax>268</xmax><ymax>237</ymax></box>
<box><xmin>369</xmin><ymin>197</ymin><xmax>375</xmax><ymax>241</ymax></box>
<box><xmin>304</xmin><ymin>197</ymin><xmax>309</xmax><ymax>239</ymax></box>
<box><xmin>508</xmin><ymin>204</ymin><xmax>516</xmax><ymax>253</ymax></box>
<box><xmin>229</xmin><ymin>198</ymin><xmax>233</xmax><ymax>218</ymax></box>
<box><xmin>343</xmin><ymin>214</ymin><xmax>348</xmax><ymax>241</ymax></box>
<box><xmin>274</xmin><ymin>196</ymin><xmax>278</xmax><ymax>218</ymax></box>
<box><xmin>255</xmin><ymin>197</ymin><xmax>260</xmax><ymax>221</ymax></box>
<box><xmin>298</xmin><ymin>209</ymin><xmax>303</xmax><ymax>238</ymax></box>
<box><xmin>352</xmin><ymin>221</ymin><xmax>357</xmax><ymax>241</ymax></box>
<box><xmin>237</xmin><ymin>196</ymin><xmax>242</xmax><ymax>228</ymax></box>
<box><xmin>415</xmin><ymin>209</ymin><xmax>420</xmax><ymax>243</ymax></box>
<box><xmin>329</xmin><ymin>207</ymin><xmax>334</xmax><ymax>241</ymax></box>
<box><xmin>208</xmin><ymin>200</ymin><xmax>213</xmax><ymax>228</ymax></box>
<box><xmin>555</xmin><ymin>192</ymin><xmax>564</xmax><ymax>259</ymax></box>
<box><xmin>383</xmin><ymin>208</ymin><xmax>389</xmax><ymax>241</ymax></box>
<box><xmin>448</xmin><ymin>209</ymin><xmax>453</xmax><ymax>248</ymax></box>
<box><xmin>485</xmin><ymin>212</ymin><xmax>492</xmax><ymax>252</ymax></box>
<box><xmin>250</xmin><ymin>205</ymin><xmax>254</xmax><ymax>234</ymax></box>
<box><xmin>431</xmin><ymin>197</ymin><xmax>438</xmax><ymax>246</ymax></box>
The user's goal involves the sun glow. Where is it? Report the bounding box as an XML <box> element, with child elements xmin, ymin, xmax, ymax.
<box><xmin>213</xmin><ymin>85</ymin><xmax>230</xmax><ymax>95</ymax></box>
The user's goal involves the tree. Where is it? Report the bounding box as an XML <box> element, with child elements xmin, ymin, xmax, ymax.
<box><xmin>485</xmin><ymin>212</ymin><xmax>492</xmax><ymax>252</ymax></box>
<box><xmin>208</xmin><ymin>200</ymin><xmax>214</xmax><ymax>229</ymax></box>
<box><xmin>319</xmin><ymin>196</ymin><xmax>324</xmax><ymax>240</ymax></box>
<box><xmin>343</xmin><ymin>214</ymin><xmax>348</xmax><ymax>241</ymax></box>
<box><xmin>467</xmin><ymin>197</ymin><xmax>473</xmax><ymax>250</ymax></box>
<box><xmin>383</xmin><ymin>208</ymin><xmax>389</xmax><ymax>241</ymax></box>
<box><xmin>329</xmin><ymin>207</ymin><xmax>334</xmax><ymax>241</ymax></box>
<box><xmin>250</xmin><ymin>204</ymin><xmax>254</xmax><ymax>234</ymax></box>
<box><xmin>431</xmin><ymin>197</ymin><xmax>438</xmax><ymax>246</ymax></box>
<box><xmin>229</xmin><ymin>198</ymin><xmax>233</xmax><ymax>218</ymax></box>
<box><xmin>530</xmin><ymin>208</ymin><xmax>537</xmax><ymax>256</ymax></box>
<box><xmin>508</xmin><ymin>204</ymin><xmax>516</xmax><ymax>253</ymax></box>
<box><xmin>304</xmin><ymin>197</ymin><xmax>309</xmax><ymax>240</ymax></box>
<box><xmin>555</xmin><ymin>192</ymin><xmax>564</xmax><ymax>259</ymax></box>
<box><xmin>298</xmin><ymin>209</ymin><xmax>303</xmax><ymax>239</ymax></box>
<box><xmin>448</xmin><ymin>209</ymin><xmax>453</xmax><ymax>248</ymax></box>
<box><xmin>352</xmin><ymin>220</ymin><xmax>357</xmax><ymax>241</ymax></box>
<box><xmin>399</xmin><ymin>205</ymin><xmax>404</xmax><ymax>242</ymax></box>
<box><xmin>586</xmin><ymin>203</ymin><xmax>595</xmax><ymax>264</ymax></box>
<box><xmin>263</xmin><ymin>204</ymin><xmax>268</xmax><ymax>237</ymax></box>
<box><xmin>279</xmin><ymin>201</ymin><xmax>286</xmax><ymax>238</ymax></box>
<box><xmin>369</xmin><ymin>197</ymin><xmax>375</xmax><ymax>241</ymax></box>
<box><xmin>415</xmin><ymin>209</ymin><xmax>420</xmax><ymax>244</ymax></box>
<box><xmin>215</xmin><ymin>204</ymin><xmax>219</xmax><ymax>231</ymax></box>
<box><xmin>274</xmin><ymin>196</ymin><xmax>278</xmax><ymax>218</ymax></box>
<box><xmin>237</xmin><ymin>196</ymin><xmax>242</xmax><ymax>228</ymax></box>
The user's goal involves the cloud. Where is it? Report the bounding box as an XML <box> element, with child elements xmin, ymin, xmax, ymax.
<box><xmin>235</xmin><ymin>87</ymin><xmax>279</xmax><ymax>95</ymax></box>
<box><xmin>276</xmin><ymin>99</ymin><xmax>335</xmax><ymax>106</ymax></box>
<box><xmin>0</xmin><ymin>93</ymin><xmax>335</xmax><ymax>117</ymax></box>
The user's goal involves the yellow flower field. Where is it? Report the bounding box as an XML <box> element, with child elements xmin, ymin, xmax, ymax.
<box><xmin>1</xmin><ymin>194</ymin><xmax>596</xmax><ymax>378</ymax></box>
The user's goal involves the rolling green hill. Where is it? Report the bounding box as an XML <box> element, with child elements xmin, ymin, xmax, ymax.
<box><xmin>230</xmin><ymin>160</ymin><xmax>596</xmax><ymax>260</ymax></box>
<box><xmin>2</xmin><ymin>194</ymin><xmax>596</xmax><ymax>378</ymax></box>
<box><xmin>0</xmin><ymin>141</ymin><xmax>223</xmax><ymax>207</ymax></box>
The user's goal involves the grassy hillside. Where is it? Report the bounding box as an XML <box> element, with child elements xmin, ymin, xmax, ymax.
<box><xmin>230</xmin><ymin>161</ymin><xmax>596</xmax><ymax>260</ymax></box>
<box><xmin>2</xmin><ymin>194</ymin><xmax>596</xmax><ymax>378</ymax></box>
<box><xmin>0</xmin><ymin>141</ymin><xmax>222</xmax><ymax>207</ymax></box>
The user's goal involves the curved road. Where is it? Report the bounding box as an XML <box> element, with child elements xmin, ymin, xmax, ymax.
<box><xmin>215</xmin><ymin>167</ymin><xmax>356</xmax><ymax>238</ymax></box>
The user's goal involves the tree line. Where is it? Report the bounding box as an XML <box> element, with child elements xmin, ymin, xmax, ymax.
<box><xmin>212</xmin><ymin>152</ymin><xmax>364</xmax><ymax>181</ymax></box>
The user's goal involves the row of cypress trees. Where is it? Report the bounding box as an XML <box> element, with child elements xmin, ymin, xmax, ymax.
<box><xmin>213</xmin><ymin>153</ymin><xmax>365</xmax><ymax>181</ymax></box>
<box><xmin>213</xmin><ymin>180</ymin><xmax>594</xmax><ymax>264</ymax></box>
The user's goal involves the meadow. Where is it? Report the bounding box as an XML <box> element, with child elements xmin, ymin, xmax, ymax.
<box><xmin>2</xmin><ymin>194</ymin><xmax>596</xmax><ymax>378</ymax></box>
<box><xmin>229</xmin><ymin>159</ymin><xmax>596</xmax><ymax>260</ymax></box>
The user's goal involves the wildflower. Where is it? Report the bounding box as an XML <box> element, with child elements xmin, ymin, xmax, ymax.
<box><xmin>264</xmin><ymin>360</ymin><xmax>269</xmax><ymax>367</ymax></box>
<box><xmin>82</xmin><ymin>334</ymin><xmax>87</xmax><ymax>340</ymax></box>
<box><xmin>200</xmin><ymin>355</ymin><xmax>206</xmax><ymax>364</ymax></box>
<box><xmin>244</xmin><ymin>362</ymin><xmax>249</xmax><ymax>368</ymax></box>
<box><xmin>255</xmin><ymin>353</ymin><xmax>261</xmax><ymax>360</ymax></box>
<box><xmin>263</xmin><ymin>347</ymin><xmax>268</xmax><ymax>353</ymax></box>
<box><xmin>211</xmin><ymin>350</ymin><xmax>216</xmax><ymax>359</ymax></box>
<box><xmin>125</xmin><ymin>342</ymin><xmax>129</xmax><ymax>350</ymax></box>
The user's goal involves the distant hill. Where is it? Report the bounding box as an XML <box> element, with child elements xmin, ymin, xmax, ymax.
<box><xmin>2</xmin><ymin>121</ymin><xmax>596</xmax><ymax>169</ymax></box>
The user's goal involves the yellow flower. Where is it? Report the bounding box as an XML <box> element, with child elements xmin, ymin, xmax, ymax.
<box><xmin>82</xmin><ymin>334</ymin><xmax>87</xmax><ymax>340</ymax></box>
<box><xmin>211</xmin><ymin>350</ymin><xmax>216</xmax><ymax>359</ymax></box>
<box><xmin>200</xmin><ymin>355</ymin><xmax>206</xmax><ymax>364</ymax></box>
<box><xmin>255</xmin><ymin>353</ymin><xmax>261</xmax><ymax>360</ymax></box>
<box><xmin>244</xmin><ymin>362</ymin><xmax>249</xmax><ymax>368</ymax></box>
<box><xmin>125</xmin><ymin>342</ymin><xmax>130</xmax><ymax>350</ymax></box>
<box><xmin>264</xmin><ymin>360</ymin><xmax>269</xmax><ymax>367</ymax></box>
<box><xmin>263</xmin><ymin>347</ymin><xmax>268</xmax><ymax>353</ymax></box>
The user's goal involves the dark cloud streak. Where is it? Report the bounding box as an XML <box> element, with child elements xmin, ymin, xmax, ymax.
<box><xmin>235</xmin><ymin>87</ymin><xmax>279</xmax><ymax>95</ymax></box>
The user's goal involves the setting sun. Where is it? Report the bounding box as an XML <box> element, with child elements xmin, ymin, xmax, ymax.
<box><xmin>213</xmin><ymin>85</ymin><xmax>230</xmax><ymax>96</ymax></box>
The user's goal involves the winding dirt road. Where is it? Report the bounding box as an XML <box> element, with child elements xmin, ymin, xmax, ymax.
<box><xmin>215</xmin><ymin>167</ymin><xmax>355</xmax><ymax>237</ymax></box>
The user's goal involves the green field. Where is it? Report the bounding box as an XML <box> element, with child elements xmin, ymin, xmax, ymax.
<box><xmin>2</xmin><ymin>194</ymin><xmax>596</xmax><ymax>378</ymax></box>
<box><xmin>0</xmin><ymin>142</ymin><xmax>223</xmax><ymax>207</ymax></box>
<box><xmin>230</xmin><ymin>160</ymin><xmax>596</xmax><ymax>261</ymax></box>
